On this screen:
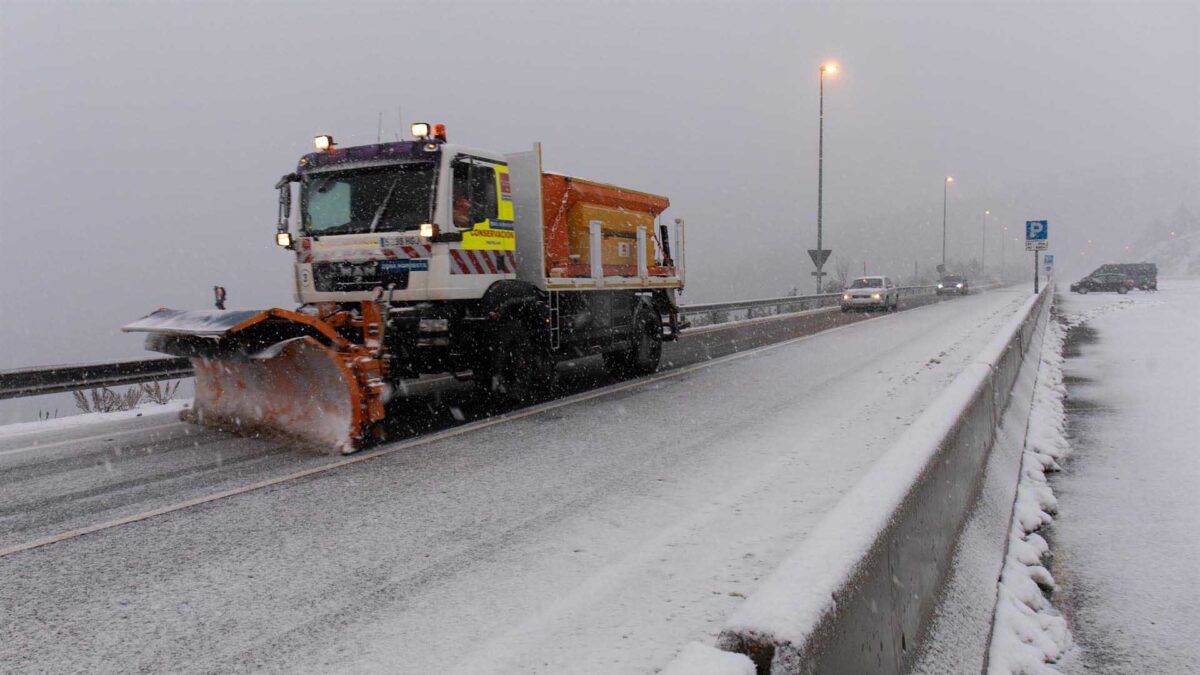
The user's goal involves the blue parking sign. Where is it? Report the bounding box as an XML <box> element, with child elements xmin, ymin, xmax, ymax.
<box><xmin>1026</xmin><ymin>220</ymin><xmax>1048</xmax><ymax>240</ymax></box>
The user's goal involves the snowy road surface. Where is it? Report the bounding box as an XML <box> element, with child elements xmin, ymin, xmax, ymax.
<box><xmin>1053</xmin><ymin>281</ymin><xmax>1200</xmax><ymax>674</ymax></box>
<box><xmin>1</xmin><ymin>289</ymin><xmax>1026</xmax><ymax>673</ymax></box>
<box><xmin>0</xmin><ymin>296</ymin><xmax>954</xmax><ymax>552</ymax></box>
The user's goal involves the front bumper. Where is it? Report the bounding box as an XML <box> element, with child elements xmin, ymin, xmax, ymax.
<box><xmin>841</xmin><ymin>296</ymin><xmax>888</xmax><ymax>309</ymax></box>
<box><xmin>935</xmin><ymin>286</ymin><xmax>966</xmax><ymax>295</ymax></box>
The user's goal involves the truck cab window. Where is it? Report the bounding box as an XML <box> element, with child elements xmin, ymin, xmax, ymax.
<box><xmin>452</xmin><ymin>159</ymin><xmax>497</xmax><ymax>228</ymax></box>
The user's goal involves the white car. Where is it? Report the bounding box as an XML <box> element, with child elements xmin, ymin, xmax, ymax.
<box><xmin>841</xmin><ymin>276</ymin><xmax>899</xmax><ymax>312</ymax></box>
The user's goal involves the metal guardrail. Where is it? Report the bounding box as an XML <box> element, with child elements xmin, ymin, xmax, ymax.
<box><xmin>0</xmin><ymin>286</ymin><xmax>945</xmax><ymax>401</ymax></box>
<box><xmin>0</xmin><ymin>358</ymin><xmax>193</xmax><ymax>401</ymax></box>
<box><xmin>680</xmin><ymin>285</ymin><xmax>936</xmax><ymax>328</ymax></box>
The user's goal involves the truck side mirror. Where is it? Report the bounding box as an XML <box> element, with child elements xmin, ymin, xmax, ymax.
<box><xmin>276</xmin><ymin>173</ymin><xmax>297</xmax><ymax>246</ymax></box>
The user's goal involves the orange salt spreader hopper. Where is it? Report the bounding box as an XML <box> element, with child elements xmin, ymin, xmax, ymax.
<box><xmin>540</xmin><ymin>174</ymin><xmax>672</xmax><ymax>279</ymax></box>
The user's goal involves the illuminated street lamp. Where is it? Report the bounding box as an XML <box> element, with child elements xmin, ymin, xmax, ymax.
<box><xmin>942</xmin><ymin>176</ymin><xmax>954</xmax><ymax>270</ymax></box>
<box><xmin>814</xmin><ymin>60</ymin><xmax>839</xmax><ymax>293</ymax></box>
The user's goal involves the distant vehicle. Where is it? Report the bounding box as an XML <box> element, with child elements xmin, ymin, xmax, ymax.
<box><xmin>936</xmin><ymin>274</ymin><xmax>969</xmax><ymax>295</ymax></box>
<box><xmin>1070</xmin><ymin>273</ymin><xmax>1134</xmax><ymax>294</ymax></box>
<box><xmin>841</xmin><ymin>276</ymin><xmax>899</xmax><ymax>312</ymax></box>
<box><xmin>1087</xmin><ymin>262</ymin><xmax>1157</xmax><ymax>290</ymax></box>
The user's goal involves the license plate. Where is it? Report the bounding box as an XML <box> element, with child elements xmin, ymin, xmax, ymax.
<box><xmin>380</xmin><ymin>235</ymin><xmax>422</xmax><ymax>248</ymax></box>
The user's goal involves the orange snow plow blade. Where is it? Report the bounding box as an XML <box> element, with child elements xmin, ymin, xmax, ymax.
<box><xmin>124</xmin><ymin>306</ymin><xmax>387</xmax><ymax>453</ymax></box>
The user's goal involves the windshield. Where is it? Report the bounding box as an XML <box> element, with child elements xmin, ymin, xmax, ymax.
<box><xmin>942</xmin><ymin>276</ymin><xmax>963</xmax><ymax>283</ymax></box>
<box><xmin>301</xmin><ymin>162</ymin><xmax>436</xmax><ymax>235</ymax></box>
<box><xmin>849</xmin><ymin>278</ymin><xmax>883</xmax><ymax>289</ymax></box>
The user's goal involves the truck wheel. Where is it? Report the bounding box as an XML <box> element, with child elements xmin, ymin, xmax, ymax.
<box><xmin>603</xmin><ymin>305</ymin><xmax>663</xmax><ymax>377</ymax></box>
<box><xmin>627</xmin><ymin>306</ymin><xmax>664</xmax><ymax>375</ymax></box>
<box><xmin>480</xmin><ymin>321</ymin><xmax>535</xmax><ymax>402</ymax></box>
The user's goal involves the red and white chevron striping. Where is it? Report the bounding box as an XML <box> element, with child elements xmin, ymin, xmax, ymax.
<box><xmin>449</xmin><ymin>248</ymin><xmax>516</xmax><ymax>275</ymax></box>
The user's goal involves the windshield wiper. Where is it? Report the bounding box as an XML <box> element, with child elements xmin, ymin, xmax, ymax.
<box><xmin>368</xmin><ymin>174</ymin><xmax>404</xmax><ymax>233</ymax></box>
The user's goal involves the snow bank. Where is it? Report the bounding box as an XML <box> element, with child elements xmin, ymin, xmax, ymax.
<box><xmin>0</xmin><ymin>399</ymin><xmax>190</xmax><ymax>440</ymax></box>
<box><xmin>661</xmin><ymin>643</ymin><xmax>755</xmax><ymax>675</ymax></box>
<box><xmin>987</xmin><ymin>316</ymin><xmax>1072</xmax><ymax>674</ymax></box>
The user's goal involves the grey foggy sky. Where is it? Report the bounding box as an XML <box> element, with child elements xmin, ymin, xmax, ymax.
<box><xmin>1</xmin><ymin>0</ymin><xmax>1197</xmax><ymax>374</ymax></box>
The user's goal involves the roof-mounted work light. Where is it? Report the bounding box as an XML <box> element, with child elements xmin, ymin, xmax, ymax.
<box><xmin>314</xmin><ymin>135</ymin><xmax>335</xmax><ymax>152</ymax></box>
<box><xmin>411</xmin><ymin>122</ymin><xmax>431</xmax><ymax>139</ymax></box>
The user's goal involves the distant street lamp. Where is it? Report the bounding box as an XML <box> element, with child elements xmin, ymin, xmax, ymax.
<box><xmin>981</xmin><ymin>210</ymin><xmax>990</xmax><ymax>276</ymax></box>
<box><xmin>1000</xmin><ymin>223</ymin><xmax>1008</xmax><ymax>280</ymax></box>
<box><xmin>942</xmin><ymin>176</ymin><xmax>954</xmax><ymax>271</ymax></box>
<box><xmin>814</xmin><ymin>60</ymin><xmax>839</xmax><ymax>294</ymax></box>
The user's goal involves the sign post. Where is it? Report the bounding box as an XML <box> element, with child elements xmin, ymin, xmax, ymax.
<box><xmin>808</xmin><ymin>248</ymin><xmax>832</xmax><ymax>291</ymax></box>
<box><xmin>1025</xmin><ymin>220</ymin><xmax>1048</xmax><ymax>294</ymax></box>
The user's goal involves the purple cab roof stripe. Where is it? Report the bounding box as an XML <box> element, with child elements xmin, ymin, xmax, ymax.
<box><xmin>298</xmin><ymin>140</ymin><xmax>441</xmax><ymax>170</ymax></box>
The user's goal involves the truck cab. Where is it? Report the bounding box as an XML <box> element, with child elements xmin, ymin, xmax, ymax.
<box><xmin>278</xmin><ymin>131</ymin><xmax>516</xmax><ymax>306</ymax></box>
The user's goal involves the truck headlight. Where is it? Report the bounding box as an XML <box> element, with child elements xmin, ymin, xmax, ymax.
<box><xmin>313</xmin><ymin>135</ymin><xmax>334</xmax><ymax>152</ymax></box>
<box><xmin>419</xmin><ymin>223</ymin><xmax>439</xmax><ymax>238</ymax></box>
<box><xmin>937</xmin><ymin>283</ymin><xmax>944</xmax><ymax>288</ymax></box>
<box><xmin>843</xmin><ymin>293</ymin><xmax>851</xmax><ymax>301</ymax></box>
<box><xmin>275</xmin><ymin>232</ymin><xmax>292</xmax><ymax>247</ymax></box>
<box><xmin>956</xmin><ymin>283</ymin><xmax>963</xmax><ymax>288</ymax></box>
<box><xmin>872</xmin><ymin>293</ymin><xmax>881</xmax><ymax>300</ymax></box>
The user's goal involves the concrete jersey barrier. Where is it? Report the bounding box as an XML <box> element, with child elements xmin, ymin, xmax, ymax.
<box><xmin>698</xmin><ymin>286</ymin><xmax>1051</xmax><ymax>674</ymax></box>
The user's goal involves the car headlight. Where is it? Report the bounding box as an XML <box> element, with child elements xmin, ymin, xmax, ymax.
<box><xmin>872</xmin><ymin>293</ymin><xmax>881</xmax><ymax>300</ymax></box>
<box><xmin>956</xmin><ymin>283</ymin><xmax>963</xmax><ymax>288</ymax></box>
<box><xmin>937</xmin><ymin>283</ymin><xmax>944</xmax><ymax>288</ymax></box>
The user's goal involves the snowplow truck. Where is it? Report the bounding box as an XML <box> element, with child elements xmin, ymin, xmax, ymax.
<box><xmin>124</xmin><ymin>125</ymin><xmax>687</xmax><ymax>452</ymax></box>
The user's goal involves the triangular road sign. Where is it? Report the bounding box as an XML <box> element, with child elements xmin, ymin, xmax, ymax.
<box><xmin>808</xmin><ymin>249</ymin><xmax>832</xmax><ymax>268</ymax></box>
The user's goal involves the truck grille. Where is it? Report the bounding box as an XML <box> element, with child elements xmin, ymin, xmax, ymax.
<box><xmin>312</xmin><ymin>261</ymin><xmax>410</xmax><ymax>293</ymax></box>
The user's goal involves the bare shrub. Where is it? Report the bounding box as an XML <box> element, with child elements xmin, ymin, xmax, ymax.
<box><xmin>140</xmin><ymin>380</ymin><xmax>181</xmax><ymax>405</ymax></box>
<box><xmin>73</xmin><ymin>386</ymin><xmax>144</xmax><ymax>414</ymax></box>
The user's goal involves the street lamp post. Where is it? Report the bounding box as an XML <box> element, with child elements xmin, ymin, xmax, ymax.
<box><xmin>942</xmin><ymin>176</ymin><xmax>953</xmax><ymax>271</ymax></box>
<box><xmin>981</xmin><ymin>210</ymin><xmax>990</xmax><ymax>277</ymax></box>
<box><xmin>815</xmin><ymin>61</ymin><xmax>838</xmax><ymax>294</ymax></box>
<box><xmin>1000</xmin><ymin>223</ymin><xmax>1008</xmax><ymax>280</ymax></box>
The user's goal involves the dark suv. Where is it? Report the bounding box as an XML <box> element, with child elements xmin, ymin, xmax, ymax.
<box><xmin>1070</xmin><ymin>273</ymin><xmax>1134</xmax><ymax>294</ymax></box>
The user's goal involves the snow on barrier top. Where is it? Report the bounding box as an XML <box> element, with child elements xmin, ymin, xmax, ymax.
<box><xmin>686</xmin><ymin>285</ymin><xmax>1050</xmax><ymax>674</ymax></box>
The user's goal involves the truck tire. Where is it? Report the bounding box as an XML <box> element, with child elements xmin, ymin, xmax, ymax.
<box><xmin>628</xmin><ymin>306</ymin><xmax>664</xmax><ymax>375</ymax></box>
<box><xmin>478</xmin><ymin>320</ymin><xmax>536</xmax><ymax>403</ymax></box>
<box><xmin>603</xmin><ymin>304</ymin><xmax>663</xmax><ymax>377</ymax></box>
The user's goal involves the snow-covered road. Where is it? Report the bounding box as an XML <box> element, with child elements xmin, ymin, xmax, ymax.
<box><xmin>1053</xmin><ymin>281</ymin><xmax>1200</xmax><ymax>674</ymax></box>
<box><xmin>0</xmin><ymin>289</ymin><xmax>1028</xmax><ymax>673</ymax></box>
